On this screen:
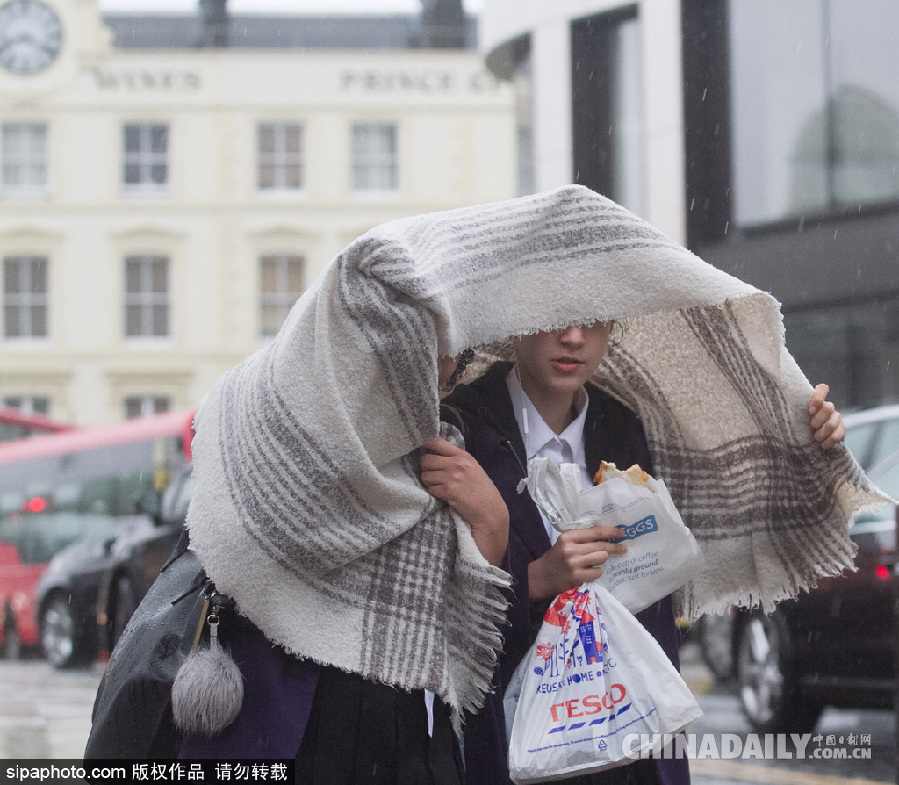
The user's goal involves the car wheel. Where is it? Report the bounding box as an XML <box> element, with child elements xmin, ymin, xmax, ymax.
<box><xmin>735</xmin><ymin>610</ymin><xmax>823</xmax><ymax>734</ymax></box>
<box><xmin>41</xmin><ymin>592</ymin><xmax>94</xmax><ymax>668</ymax></box>
<box><xmin>697</xmin><ymin>612</ymin><xmax>735</xmax><ymax>683</ymax></box>
<box><xmin>110</xmin><ymin>575</ymin><xmax>137</xmax><ymax>648</ymax></box>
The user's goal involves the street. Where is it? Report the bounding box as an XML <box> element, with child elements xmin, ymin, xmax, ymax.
<box><xmin>0</xmin><ymin>645</ymin><xmax>894</xmax><ymax>784</ymax></box>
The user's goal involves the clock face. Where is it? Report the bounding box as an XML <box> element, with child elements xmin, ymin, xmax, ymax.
<box><xmin>0</xmin><ymin>0</ymin><xmax>62</xmax><ymax>75</ymax></box>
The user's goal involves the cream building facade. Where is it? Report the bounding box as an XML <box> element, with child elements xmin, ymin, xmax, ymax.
<box><xmin>0</xmin><ymin>0</ymin><xmax>516</xmax><ymax>425</ymax></box>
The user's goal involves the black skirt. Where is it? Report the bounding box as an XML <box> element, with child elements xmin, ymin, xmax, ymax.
<box><xmin>295</xmin><ymin>666</ymin><xmax>465</xmax><ymax>785</ymax></box>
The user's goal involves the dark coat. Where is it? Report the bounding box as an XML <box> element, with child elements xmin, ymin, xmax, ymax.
<box><xmin>443</xmin><ymin>362</ymin><xmax>689</xmax><ymax>785</ymax></box>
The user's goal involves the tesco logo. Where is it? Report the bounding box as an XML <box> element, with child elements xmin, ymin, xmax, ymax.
<box><xmin>548</xmin><ymin>684</ymin><xmax>628</xmax><ymax>722</ymax></box>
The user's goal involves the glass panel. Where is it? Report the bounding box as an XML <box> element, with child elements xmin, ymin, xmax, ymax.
<box><xmin>29</xmin><ymin>163</ymin><xmax>47</xmax><ymax>187</ymax></box>
<box><xmin>729</xmin><ymin>0</ymin><xmax>899</xmax><ymax>225</ymax></box>
<box><xmin>844</xmin><ymin>422</ymin><xmax>876</xmax><ymax>467</ymax></box>
<box><xmin>31</xmin><ymin>306</ymin><xmax>47</xmax><ymax>337</ymax></box>
<box><xmin>284</xmin><ymin>165</ymin><xmax>301</xmax><ymax>189</ymax></box>
<box><xmin>4</xmin><ymin>306</ymin><xmax>20</xmax><ymax>337</ymax></box>
<box><xmin>258</xmin><ymin>165</ymin><xmax>275</xmax><ymax>189</ymax></box>
<box><xmin>124</xmin><ymin>164</ymin><xmax>142</xmax><ymax>184</ymax></box>
<box><xmin>30</xmin><ymin>258</ymin><xmax>47</xmax><ymax>294</ymax></box>
<box><xmin>151</xmin><ymin>259</ymin><xmax>168</xmax><ymax>293</ymax></box>
<box><xmin>125</xmin><ymin>259</ymin><xmax>142</xmax><ymax>293</ymax></box>
<box><xmin>261</xmin><ymin>258</ymin><xmax>277</xmax><ymax>292</ymax></box>
<box><xmin>784</xmin><ymin>299</ymin><xmax>899</xmax><ymax>410</ymax></box>
<box><xmin>261</xmin><ymin>305</ymin><xmax>280</xmax><ymax>337</ymax></box>
<box><xmin>258</xmin><ymin>124</ymin><xmax>275</xmax><ymax>154</ymax></box>
<box><xmin>125</xmin><ymin>305</ymin><xmax>142</xmax><ymax>336</ymax></box>
<box><xmin>154</xmin><ymin>396</ymin><xmax>172</xmax><ymax>414</ymax></box>
<box><xmin>31</xmin><ymin>125</ymin><xmax>47</xmax><ymax>153</ymax></box>
<box><xmin>152</xmin><ymin>305</ymin><xmax>169</xmax><ymax>336</ymax></box>
<box><xmin>150</xmin><ymin>164</ymin><xmax>167</xmax><ymax>185</ymax></box>
<box><xmin>871</xmin><ymin>419</ymin><xmax>899</xmax><ymax>469</ymax></box>
<box><xmin>285</xmin><ymin>125</ymin><xmax>301</xmax><ymax>153</ymax></box>
<box><xmin>123</xmin><ymin>125</ymin><xmax>141</xmax><ymax>152</ymax></box>
<box><xmin>286</xmin><ymin>258</ymin><xmax>304</xmax><ymax>290</ymax></box>
<box><xmin>150</xmin><ymin>125</ymin><xmax>168</xmax><ymax>153</ymax></box>
<box><xmin>4</xmin><ymin>259</ymin><xmax>20</xmax><ymax>293</ymax></box>
<box><xmin>124</xmin><ymin>398</ymin><xmax>142</xmax><ymax>419</ymax></box>
<box><xmin>2</xmin><ymin>164</ymin><xmax>18</xmax><ymax>186</ymax></box>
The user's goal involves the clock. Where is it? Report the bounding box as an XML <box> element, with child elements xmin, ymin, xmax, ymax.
<box><xmin>0</xmin><ymin>0</ymin><xmax>62</xmax><ymax>75</ymax></box>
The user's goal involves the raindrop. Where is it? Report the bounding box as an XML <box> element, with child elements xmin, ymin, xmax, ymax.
<box><xmin>690</xmin><ymin>198</ymin><xmax>695</xmax><ymax>211</ymax></box>
<box><xmin>834</xmin><ymin>230</ymin><xmax>839</xmax><ymax>240</ymax></box>
<box><xmin>724</xmin><ymin>221</ymin><xmax>729</xmax><ymax>235</ymax></box>
<box><xmin>701</xmin><ymin>88</ymin><xmax>708</xmax><ymax>102</ymax></box>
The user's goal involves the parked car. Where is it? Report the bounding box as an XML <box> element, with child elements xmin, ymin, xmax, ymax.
<box><xmin>696</xmin><ymin>405</ymin><xmax>899</xmax><ymax>733</ymax></box>
<box><xmin>35</xmin><ymin>469</ymin><xmax>190</xmax><ymax>668</ymax></box>
<box><xmin>96</xmin><ymin>467</ymin><xmax>191</xmax><ymax>654</ymax></box>
<box><xmin>36</xmin><ymin>515</ymin><xmax>148</xmax><ymax>667</ymax></box>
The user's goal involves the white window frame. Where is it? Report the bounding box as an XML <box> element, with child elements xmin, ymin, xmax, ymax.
<box><xmin>257</xmin><ymin>122</ymin><xmax>305</xmax><ymax>193</ymax></box>
<box><xmin>260</xmin><ymin>254</ymin><xmax>304</xmax><ymax>338</ymax></box>
<box><xmin>2</xmin><ymin>123</ymin><xmax>48</xmax><ymax>198</ymax></box>
<box><xmin>124</xmin><ymin>255</ymin><xmax>170</xmax><ymax>340</ymax></box>
<box><xmin>3</xmin><ymin>255</ymin><xmax>48</xmax><ymax>340</ymax></box>
<box><xmin>351</xmin><ymin>122</ymin><xmax>399</xmax><ymax>194</ymax></box>
<box><xmin>122</xmin><ymin>123</ymin><xmax>169</xmax><ymax>194</ymax></box>
<box><xmin>3</xmin><ymin>396</ymin><xmax>51</xmax><ymax>417</ymax></box>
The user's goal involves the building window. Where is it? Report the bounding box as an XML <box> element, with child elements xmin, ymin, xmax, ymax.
<box><xmin>571</xmin><ymin>7</ymin><xmax>645</xmax><ymax>217</ymax></box>
<box><xmin>728</xmin><ymin>0</ymin><xmax>899</xmax><ymax>226</ymax></box>
<box><xmin>351</xmin><ymin>123</ymin><xmax>399</xmax><ymax>192</ymax></box>
<box><xmin>260</xmin><ymin>254</ymin><xmax>304</xmax><ymax>338</ymax></box>
<box><xmin>3</xmin><ymin>256</ymin><xmax>48</xmax><ymax>339</ymax></box>
<box><xmin>124</xmin><ymin>395</ymin><xmax>172</xmax><ymax>420</ymax></box>
<box><xmin>122</xmin><ymin>124</ymin><xmax>169</xmax><ymax>192</ymax></box>
<box><xmin>3</xmin><ymin>396</ymin><xmax>51</xmax><ymax>417</ymax></box>
<box><xmin>2</xmin><ymin>123</ymin><xmax>48</xmax><ymax>196</ymax></box>
<box><xmin>257</xmin><ymin>123</ymin><xmax>304</xmax><ymax>191</ymax></box>
<box><xmin>125</xmin><ymin>256</ymin><xmax>169</xmax><ymax>338</ymax></box>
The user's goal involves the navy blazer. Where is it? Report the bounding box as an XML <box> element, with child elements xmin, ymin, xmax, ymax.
<box><xmin>443</xmin><ymin>362</ymin><xmax>689</xmax><ymax>785</ymax></box>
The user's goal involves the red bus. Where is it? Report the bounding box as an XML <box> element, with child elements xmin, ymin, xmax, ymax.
<box><xmin>0</xmin><ymin>408</ymin><xmax>75</xmax><ymax>443</ymax></box>
<box><xmin>0</xmin><ymin>410</ymin><xmax>194</xmax><ymax>664</ymax></box>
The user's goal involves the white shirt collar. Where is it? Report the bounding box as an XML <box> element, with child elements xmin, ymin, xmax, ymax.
<box><xmin>505</xmin><ymin>366</ymin><xmax>589</xmax><ymax>472</ymax></box>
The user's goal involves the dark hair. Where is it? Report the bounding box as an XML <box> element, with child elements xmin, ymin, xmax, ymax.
<box><xmin>444</xmin><ymin>348</ymin><xmax>475</xmax><ymax>389</ymax></box>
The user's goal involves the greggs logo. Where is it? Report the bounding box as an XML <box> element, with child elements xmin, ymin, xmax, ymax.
<box><xmin>613</xmin><ymin>515</ymin><xmax>658</xmax><ymax>542</ymax></box>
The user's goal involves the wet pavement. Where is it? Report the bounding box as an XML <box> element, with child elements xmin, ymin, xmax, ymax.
<box><xmin>0</xmin><ymin>658</ymin><xmax>104</xmax><ymax>760</ymax></box>
<box><xmin>0</xmin><ymin>647</ymin><xmax>893</xmax><ymax>784</ymax></box>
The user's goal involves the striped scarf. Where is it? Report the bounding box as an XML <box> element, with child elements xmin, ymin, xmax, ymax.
<box><xmin>186</xmin><ymin>185</ymin><xmax>886</xmax><ymax>727</ymax></box>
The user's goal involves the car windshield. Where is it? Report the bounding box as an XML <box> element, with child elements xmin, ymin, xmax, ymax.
<box><xmin>851</xmin><ymin>451</ymin><xmax>899</xmax><ymax>549</ymax></box>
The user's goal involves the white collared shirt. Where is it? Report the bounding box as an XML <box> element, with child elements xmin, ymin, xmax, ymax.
<box><xmin>506</xmin><ymin>366</ymin><xmax>592</xmax><ymax>544</ymax></box>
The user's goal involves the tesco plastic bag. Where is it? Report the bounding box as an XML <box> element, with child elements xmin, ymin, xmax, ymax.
<box><xmin>519</xmin><ymin>458</ymin><xmax>703</xmax><ymax>613</ymax></box>
<box><xmin>505</xmin><ymin>582</ymin><xmax>702</xmax><ymax>783</ymax></box>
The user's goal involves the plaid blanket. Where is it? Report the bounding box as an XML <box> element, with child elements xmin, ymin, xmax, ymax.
<box><xmin>187</xmin><ymin>185</ymin><xmax>886</xmax><ymax>727</ymax></box>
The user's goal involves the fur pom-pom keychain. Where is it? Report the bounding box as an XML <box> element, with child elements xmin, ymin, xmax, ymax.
<box><xmin>171</xmin><ymin>589</ymin><xmax>244</xmax><ymax>737</ymax></box>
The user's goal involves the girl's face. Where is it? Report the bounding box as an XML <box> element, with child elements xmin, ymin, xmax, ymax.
<box><xmin>515</xmin><ymin>322</ymin><xmax>612</xmax><ymax>403</ymax></box>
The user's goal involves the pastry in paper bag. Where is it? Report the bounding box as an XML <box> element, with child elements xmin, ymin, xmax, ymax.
<box><xmin>520</xmin><ymin>458</ymin><xmax>703</xmax><ymax>613</ymax></box>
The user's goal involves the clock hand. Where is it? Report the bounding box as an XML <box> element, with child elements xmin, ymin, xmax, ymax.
<box><xmin>0</xmin><ymin>32</ymin><xmax>35</xmax><ymax>54</ymax></box>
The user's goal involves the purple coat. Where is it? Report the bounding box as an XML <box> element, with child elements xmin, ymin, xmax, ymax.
<box><xmin>443</xmin><ymin>362</ymin><xmax>690</xmax><ymax>785</ymax></box>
